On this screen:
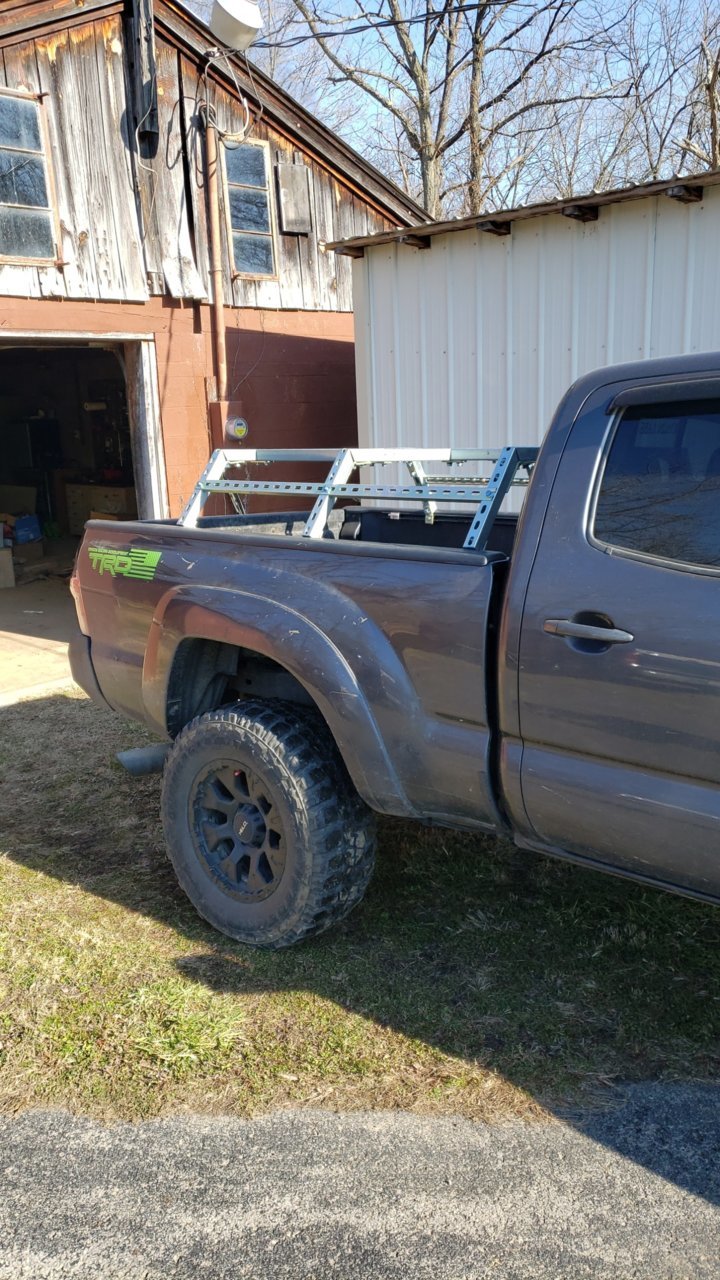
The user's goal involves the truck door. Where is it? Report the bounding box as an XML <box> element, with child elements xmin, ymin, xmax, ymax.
<box><xmin>517</xmin><ymin>379</ymin><xmax>720</xmax><ymax>897</ymax></box>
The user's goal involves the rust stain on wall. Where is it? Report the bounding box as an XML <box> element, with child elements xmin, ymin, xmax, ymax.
<box><xmin>38</xmin><ymin>28</ymin><xmax>68</xmax><ymax>63</ymax></box>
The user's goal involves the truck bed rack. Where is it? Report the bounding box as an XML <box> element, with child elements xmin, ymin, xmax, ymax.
<box><xmin>179</xmin><ymin>446</ymin><xmax>539</xmax><ymax>550</ymax></box>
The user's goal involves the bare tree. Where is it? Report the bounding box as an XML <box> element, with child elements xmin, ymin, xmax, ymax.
<box><xmin>261</xmin><ymin>0</ymin><xmax>630</xmax><ymax>217</ymax></box>
<box><xmin>601</xmin><ymin>0</ymin><xmax>720</xmax><ymax>179</ymax></box>
<box><xmin>185</xmin><ymin>0</ymin><xmax>720</xmax><ymax>215</ymax></box>
<box><xmin>250</xmin><ymin>0</ymin><xmax>358</xmax><ymax>123</ymax></box>
<box><xmin>678</xmin><ymin>11</ymin><xmax>720</xmax><ymax>169</ymax></box>
<box><xmin>494</xmin><ymin>0</ymin><xmax>720</xmax><ymax>202</ymax></box>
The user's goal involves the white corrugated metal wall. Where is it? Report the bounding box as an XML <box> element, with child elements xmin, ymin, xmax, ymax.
<box><xmin>352</xmin><ymin>187</ymin><xmax>720</xmax><ymax>474</ymax></box>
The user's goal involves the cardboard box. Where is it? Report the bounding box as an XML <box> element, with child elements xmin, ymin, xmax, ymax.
<box><xmin>0</xmin><ymin>547</ymin><xmax>15</xmax><ymax>589</ymax></box>
<box><xmin>12</xmin><ymin>539</ymin><xmax>45</xmax><ymax>563</ymax></box>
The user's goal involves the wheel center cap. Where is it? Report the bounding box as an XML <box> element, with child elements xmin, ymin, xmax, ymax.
<box><xmin>233</xmin><ymin>804</ymin><xmax>264</xmax><ymax>845</ymax></box>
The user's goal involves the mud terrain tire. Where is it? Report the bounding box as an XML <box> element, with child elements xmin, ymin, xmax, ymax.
<box><xmin>161</xmin><ymin>701</ymin><xmax>376</xmax><ymax>948</ymax></box>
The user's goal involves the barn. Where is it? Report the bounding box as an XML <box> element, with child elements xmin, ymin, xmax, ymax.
<box><xmin>0</xmin><ymin>0</ymin><xmax>423</xmax><ymax>557</ymax></box>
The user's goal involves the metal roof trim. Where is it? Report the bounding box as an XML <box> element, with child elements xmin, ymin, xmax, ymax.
<box><xmin>329</xmin><ymin>170</ymin><xmax>720</xmax><ymax>255</ymax></box>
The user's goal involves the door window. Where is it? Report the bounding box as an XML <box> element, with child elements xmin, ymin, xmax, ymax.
<box><xmin>593</xmin><ymin>401</ymin><xmax>720</xmax><ymax>569</ymax></box>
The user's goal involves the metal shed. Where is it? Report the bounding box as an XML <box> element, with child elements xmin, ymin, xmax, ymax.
<box><xmin>333</xmin><ymin>173</ymin><xmax>720</xmax><ymax>466</ymax></box>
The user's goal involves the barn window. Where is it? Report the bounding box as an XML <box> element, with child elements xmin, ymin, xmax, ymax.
<box><xmin>0</xmin><ymin>89</ymin><xmax>56</xmax><ymax>262</ymax></box>
<box><xmin>224</xmin><ymin>140</ymin><xmax>276</xmax><ymax>277</ymax></box>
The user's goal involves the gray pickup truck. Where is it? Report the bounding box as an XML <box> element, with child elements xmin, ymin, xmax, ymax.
<box><xmin>70</xmin><ymin>351</ymin><xmax>720</xmax><ymax>948</ymax></box>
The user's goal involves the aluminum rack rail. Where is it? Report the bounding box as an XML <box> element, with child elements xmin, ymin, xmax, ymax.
<box><xmin>179</xmin><ymin>446</ymin><xmax>539</xmax><ymax>550</ymax></box>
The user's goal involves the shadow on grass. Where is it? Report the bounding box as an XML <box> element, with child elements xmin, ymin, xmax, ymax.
<box><xmin>2</xmin><ymin>691</ymin><xmax>720</xmax><ymax>1204</ymax></box>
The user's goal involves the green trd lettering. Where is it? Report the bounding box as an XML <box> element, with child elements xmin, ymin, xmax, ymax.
<box><xmin>88</xmin><ymin>547</ymin><xmax>162</xmax><ymax>580</ymax></box>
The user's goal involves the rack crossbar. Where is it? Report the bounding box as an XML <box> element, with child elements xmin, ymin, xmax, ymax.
<box><xmin>200</xmin><ymin>481</ymin><xmax>495</xmax><ymax>500</ymax></box>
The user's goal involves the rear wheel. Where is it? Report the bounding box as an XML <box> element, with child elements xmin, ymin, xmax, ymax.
<box><xmin>161</xmin><ymin>701</ymin><xmax>376</xmax><ymax>948</ymax></box>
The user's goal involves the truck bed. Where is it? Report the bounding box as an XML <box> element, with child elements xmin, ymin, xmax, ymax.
<box><xmin>197</xmin><ymin>506</ymin><xmax>520</xmax><ymax>558</ymax></box>
<box><xmin>73</xmin><ymin>503</ymin><xmax>511</xmax><ymax>832</ymax></box>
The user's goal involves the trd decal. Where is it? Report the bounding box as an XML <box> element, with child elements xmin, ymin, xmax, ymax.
<box><xmin>88</xmin><ymin>546</ymin><xmax>162</xmax><ymax>580</ymax></box>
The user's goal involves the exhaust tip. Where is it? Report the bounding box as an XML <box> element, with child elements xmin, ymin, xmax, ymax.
<box><xmin>116</xmin><ymin>744</ymin><xmax>171</xmax><ymax>776</ymax></box>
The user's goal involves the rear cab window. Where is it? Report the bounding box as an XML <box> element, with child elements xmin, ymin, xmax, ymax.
<box><xmin>592</xmin><ymin>399</ymin><xmax>720</xmax><ymax>570</ymax></box>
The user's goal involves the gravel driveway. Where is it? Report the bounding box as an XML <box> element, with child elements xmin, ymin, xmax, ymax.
<box><xmin>3</xmin><ymin>1083</ymin><xmax>719</xmax><ymax>1279</ymax></box>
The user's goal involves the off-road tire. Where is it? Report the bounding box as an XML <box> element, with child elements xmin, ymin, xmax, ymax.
<box><xmin>161</xmin><ymin>700</ymin><xmax>377</xmax><ymax>948</ymax></box>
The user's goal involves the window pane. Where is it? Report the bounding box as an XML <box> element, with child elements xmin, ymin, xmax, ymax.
<box><xmin>0</xmin><ymin>151</ymin><xmax>48</xmax><ymax>207</ymax></box>
<box><xmin>594</xmin><ymin>402</ymin><xmax>720</xmax><ymax>568</ymax></box>
<box><xmin>0</xmin><ymin>205</ymin><xmax>54</xmax><ymax>258</ymax></box>
<box><xmin>225</xmin><ymin>143</ymin><xmax>267</xmax><ymax>189</ymax></box>
<box><xmin>0</xmin><ymin>95</ymin><xmax>41</xmax><ymax>152</ymax></box>
<box><xmin>233</xmin><ymin>232</ymin><xmax>274</xmax><ymax>276</ymax></box>
<box><xmin>229</xmin><ymin>185</ymin><xmax>270</xmax><ymax>233</ymax></box>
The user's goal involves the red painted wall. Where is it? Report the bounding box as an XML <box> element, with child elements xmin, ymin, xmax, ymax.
<box><xmin>0</xmin><ymin>296</ymin><xmax>357</xmax><ymax>514</ymax></box>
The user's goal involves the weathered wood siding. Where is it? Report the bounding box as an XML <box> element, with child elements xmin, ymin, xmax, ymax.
<box><xmin>0</xmin><ymin>13</ymin><xmax>393</xmax><ymax>309</ymax></box>
<box><xmin>136</xmin><ymin>36</ymin><xmax>206</xmax><ymax>300</ymax></box>
<box><xmin>179</xmin><ymin>48</ymin><xmax>390</xmax><ymax>310</ymax></box>
<box><xmin>0</xmin><ymin>16</ymin><xmax>148</xmax><ymax>300</ymax></box>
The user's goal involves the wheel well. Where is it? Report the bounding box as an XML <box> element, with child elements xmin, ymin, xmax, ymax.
<box><xmin>165</xmin><ymin>639</ymin><xmax>314</xmax><ymax>737</ymax></box>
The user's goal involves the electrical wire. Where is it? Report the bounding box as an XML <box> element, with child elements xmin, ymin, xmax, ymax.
<box><xmin>241</xmin><ymin>53</ymin><xmax>266</xmax><ymax>132</ymax></box>
<box><xmin>231</xmin><ymin>309</ymin><xmax>268</xmax><ymax>394</ymax></box>
<box><xmin>253</xmin><ymin>2</ymin><xmax>534</xmax><ymax>50</ymax></box>
<box><xmin>217</xmin><ymin>50</ymin><xmax>253</xmax><ymax>141</ymax></box>
<box><xmin>200</xmin><ymin>49</ymin><xmax>252</xmax><ymax>146</ymax></box>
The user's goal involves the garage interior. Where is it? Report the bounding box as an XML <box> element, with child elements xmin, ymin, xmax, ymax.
<box><xmin>0</xmin><ymin>344</ymin><xmax>138</xmax><ymax>583</ymax></box>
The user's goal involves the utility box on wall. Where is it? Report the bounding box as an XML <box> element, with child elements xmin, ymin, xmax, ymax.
<box><xmin>208</xmin><ymin>401</ymin><xmax>248</xmax><ymax>449</ymax></box>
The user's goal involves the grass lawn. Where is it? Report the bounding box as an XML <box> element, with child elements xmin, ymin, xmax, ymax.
<box><xmin>1</xmin><ymin>686</ymin><xmax>719</xmax><ymax>1122</ymax></box>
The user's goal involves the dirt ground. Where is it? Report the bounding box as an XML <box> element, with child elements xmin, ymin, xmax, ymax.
<box><xmin>0</xmin><ymin>576</ymin><xmax>75</xmax><ymax>703</ymax></box>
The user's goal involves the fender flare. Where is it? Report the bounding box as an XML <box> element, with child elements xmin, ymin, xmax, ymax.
<box><xmin>142</xmin><ymin>585</ymin><xmax>419</xmax><ymax>818</ymax></box>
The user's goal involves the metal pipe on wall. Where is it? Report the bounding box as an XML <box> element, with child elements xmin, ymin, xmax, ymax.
<box><xmin>204</xmin><ymin>110</ymin><xmax>228</xmax><ymax>404</ymax></box>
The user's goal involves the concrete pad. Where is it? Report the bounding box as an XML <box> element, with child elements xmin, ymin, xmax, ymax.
<box><xmin>0</xmin><ymin>577</ymin><xmax>76</xmax><ymax>698</ymax></box>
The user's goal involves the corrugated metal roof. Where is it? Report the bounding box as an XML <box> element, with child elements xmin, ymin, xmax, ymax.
<box><xmin>329</xmin><ymin>170</ymin><xmax>720</xmax><ymax>255</ymax></box>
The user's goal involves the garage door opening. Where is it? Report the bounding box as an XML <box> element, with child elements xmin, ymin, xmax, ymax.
<box><xmin>0</xmin><ymin>339</ymin><xmax>167</xmax><ymax>585</ymax></box>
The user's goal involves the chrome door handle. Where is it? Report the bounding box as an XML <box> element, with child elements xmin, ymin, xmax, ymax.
<box><xmin>543</xmin><ymin>619</ymin><xmax>634</xmax><ymax>644</ymax></box>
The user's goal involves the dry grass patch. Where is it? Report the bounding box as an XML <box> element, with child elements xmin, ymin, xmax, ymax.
<box><xmin>1</xmin><ymin>687</ymin><xmax>719</xmax><ymax>1121</ymax></box>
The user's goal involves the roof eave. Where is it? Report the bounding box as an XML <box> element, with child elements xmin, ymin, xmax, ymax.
<box><xmin>329</xmin><ymin>170</ymin><xmax>720</xmax><ymax>256</ymax></box>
